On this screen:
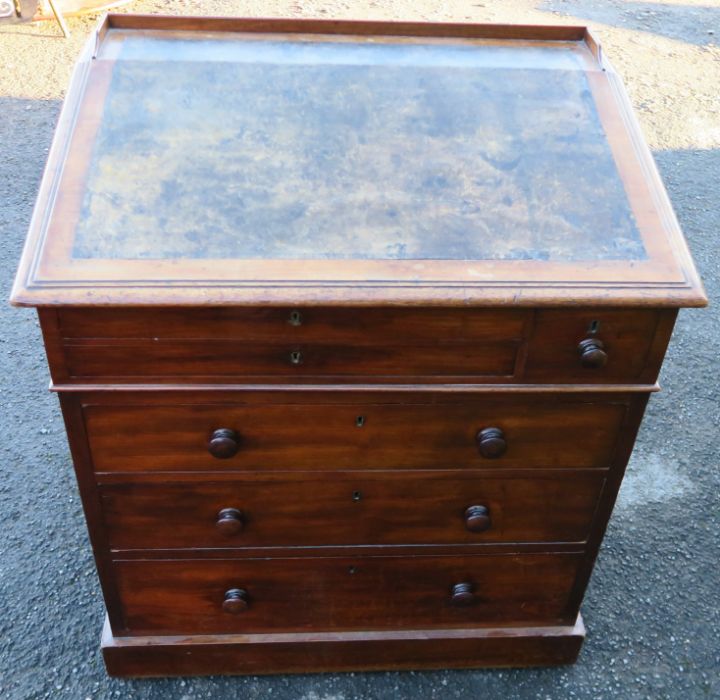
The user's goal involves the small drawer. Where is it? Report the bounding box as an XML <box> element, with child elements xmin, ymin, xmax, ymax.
<box><xmin>524</xmin><ymin>309</ymin><xmax>668</xmax><ymax>384</ymax></box>
<box><xmin>83</xmin><ymin>394</ymin><xmax>630</xmax><ymax>473</ymax></box>
<box><xmin>113</xmin><ymin>552</ymin><xmax>583</xmax><ymax>634</ymax></box>
<box><xmin>100</xmin><ymin>470</ymin><xmax>606</xmax><ymax>550</ymax></box>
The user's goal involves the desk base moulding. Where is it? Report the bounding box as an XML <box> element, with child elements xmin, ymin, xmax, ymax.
<box><xmin>101</xmin><ymin>615</ymin><xmax>587</xmax><ymax>676</ymax></box>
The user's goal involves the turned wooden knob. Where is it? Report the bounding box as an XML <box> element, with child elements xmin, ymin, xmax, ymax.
<box><xmin>464</xmin><ymin>505</ymin><xmax>491</xmax><ymax>532</ymax></box>
<box><xmin>476</xmin><ymin>427</ymin><xmax>507</xmax><ymax>458</ymax></box>
<box><xmin>216</xmin><ymin>508</ymin><xmax>244</xmax><ymax>535</ymax></box>
<box><xmin>222</xmin><ymin>588</ymin><xmax>249</xmax><ymax>614</ymax></box>
<box><xmin>208</xmin><ymin>428</ymin><xmax>240</xmax><ymax>459</ymax></box>
<box><xmin>578</xmin><ymin>338</ymin><xmax>608</xmax><ymax>369</ymax></box>
<box><xmin>450</xmin><ymin>582</ymin><xmax>475</xmax><ymax>606</ymax></box>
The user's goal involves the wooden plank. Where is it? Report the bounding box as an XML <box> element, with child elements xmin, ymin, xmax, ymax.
<box><xmin>101</xmin><ymin>614</ymin><xmax>586</xmax><ymax>676</ymax></box>
<box><xmin>105</xmin><ymin>15</ymin><xmax>591</xmax><ymax>42</ymax></box>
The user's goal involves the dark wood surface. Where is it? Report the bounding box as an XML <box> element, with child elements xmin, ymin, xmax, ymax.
<box><xmin>523</xmin><ymin>308</ymin><xmax>667</xmax><ymax>383</ymax></box>
<box><xmin>57</xmin><ymin>392</ymin><xmax>126</xmax><ymax>631</ymax></box>
<box><xmin>112</xmin><ymin>552</ymin><xmax>583</xmax><ymax>634</ymax></box>
<box><xmin>99</xmin><ymin>470</ymin><xmax>606</xmax><ymax>550</ymax></box>
<box><xmin>56</xmin><ymin>306</ymin><xmax>528</xmax><ymax>342</ymax></box>
<box><xmin>81</xmin><ymin>394</ymin><xmax>629</xmax><ymax>472</ymax></box>
<box><xmin>101</xmin><ymin>615</ymin><xmax>586</xmax><ymax>676</ymax></box>
<box><xmin>41</xmin><ymin>307</ymin><xmax>672</xmax><ymax>385</ymax></box>
<box><xmin>52</xmin><ymin>381</ymin><xmax>653</xmax><ymax>676</ymax></box>
<box><xmin>60</xmin><ymin>339</ymin><xmax>521</xmax><ymax>381</ymax></box>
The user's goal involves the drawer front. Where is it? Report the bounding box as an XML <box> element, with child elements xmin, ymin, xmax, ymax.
<box><xmin>48</xmin><ymin>307</ymin><xmax>667</xmax><ymax>384</ymax></box>
<box><xmin>61</xmin><ymin>339</ymin><xmax>519</xmax><ymax>381</ymax></box>
<box><xmin>84</xmin><ymin>396</ymin><xmax>628</xmax><ymax>472</ymax></box>
<box><xmin>524</xmin><ymin>309</ymin><xmax>665</xmax><ymax>383</ymax></box>
<box><xmin>100</xmin><ymin>471</ymin><xmax>606</xmax><ymax>550</ymax></box>
<box><xmin>56</xmin><ymin>306</ymin><xmax>524</xmax><ymax>382</ymax></box>
<box><xmin>114</xmin><ymin>552</ymin><xmax>582</xmax><ymax>634</ymax></box>
<box><xmin>57</xmin><ymin>307</ymin><xmax>528</xmax><ymax>344</ymax></box>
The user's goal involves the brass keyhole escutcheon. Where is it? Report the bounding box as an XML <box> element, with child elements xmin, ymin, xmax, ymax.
<box><xmin>289</xmin><ymin>350</ymin><xmax>303</xmax><ymax>365</ymax></box>
<box><xmin>355</xmin><ymin>415</ymin><xmax>365</xmax><ymax>427</ymax></box>
<box><xmin>288</xmin><ymin>310</ymin><xmax>302</xmax><ymax>326</ymax></box>
<box><xmin>352</xmin><ymin>490</ymin><xmax>362</xmax><ymax>502</ymax></box>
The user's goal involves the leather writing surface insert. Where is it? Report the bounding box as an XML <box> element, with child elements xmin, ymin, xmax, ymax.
<box><xmin>73</xmin><ymin>36</ymin><xmax>643</xmax><ymax>262</ymax></box>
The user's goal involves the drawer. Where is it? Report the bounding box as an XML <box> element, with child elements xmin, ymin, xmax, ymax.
<box><xmin>44</xmin><ymin>307</ymin><xmax>670</xmax><ymax>384</ymax></box>
<box><xmin>523</xmin><ymin>309</ymin><xmax>669</xmax><ymax>384</ymax></box>
<box><xmin>100</xmin><ymin>471</ymin><xmax>606</xmax><ymax>550</ymax></box>
<box><xmin>57</xmin><ymin>307</ymin><xmax>528</xmax><ymax>344</ymax></box>
<box><xmin>83</xmin><ymin>395</ymin><xmax>630</xmax><ymax>472</ymax></box>
<box><xmin>60</xmin><ymin>339</ymin><xmax>520</xmax><ymax>381</ymax></box>
<box><xmin>54</xmin><ymin>306</ymin><xmax>525</xmax><ymax>382</ymax></box>
<box><xmin>113</xmin><ymin>552</ymin><xmax>583</xmax><ymax>634</ymax></box>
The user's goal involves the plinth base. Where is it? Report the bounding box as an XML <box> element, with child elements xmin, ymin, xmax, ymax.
<box><xmin>101</xmin><ymin>615</ymin><xmax>586</xmax><ymax>677</ymax></box>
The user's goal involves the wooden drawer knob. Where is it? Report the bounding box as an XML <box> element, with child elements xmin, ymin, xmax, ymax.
<box><xmin>208</xmin><ymin>428</ymin><xmax>240</xmax><ymax>459</ymax></box>
<box><xmin>476</xmin><ymin>427</ymin><xmax>507</xmax><ymax>458</ymax></box>
<box><xmin>450</xmin><ymin>582</ymin><xmax>475</xmax><ymax>606</ymax></box>
<box><xmin>216</xmin><ymin>508</ymin><xmax>244</xmax><ymax>535</ymax></box>
<box><xmin>578</xmin><ymin>338</ymin><xmax>608</xmax><ymax>368</ymax></box>
<box><xmin>222</xmin><ymin>588</ymin><xmax>250</xmax><ymax>614</ymax></box>
<box><xmin>464</xmin><ymin>505</ymin><xmax>491</xmax><ymax>532</ymax></box>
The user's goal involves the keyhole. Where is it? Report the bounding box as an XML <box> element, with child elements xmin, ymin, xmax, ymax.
<box><xmin>290</xmin><ymin>350</ymin><xmax>303</xmax><ymax>365</ymax></box>
<box><xmin>355</xmin><ymin>415</ymin><xmax>365</xmax><ymax>428</ymax></box>
<box><xmin>289</xmin><ymin>310</ymin><xmax>302</xmax><ymax>326</ymax></box>
<box><xmin>588</xmin><ymin>320</ymin><xmax>600</xmax><ymax>335</ymax></box>
<box><xmin>348</xmin><ymin>566</ymin><xmax>356</xmax><ymax>574</ymax></box>
<box><xmin>352</xmin><ymin>490</ymin><xmax>362</xmax><ymax>502</ymax></box>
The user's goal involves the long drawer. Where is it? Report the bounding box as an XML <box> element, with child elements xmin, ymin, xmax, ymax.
<box><xmin>56</xmin><ymin>307</ymin><xmax>528</xmax><ymax>344</ymax></box>
<box><xmin>46</xmin><ymin>307</ymin><xmax>669</xmax><ymax>384</ymax></box>
<box><xmin>60</xmin><ymin>339</ymin><xmax>520</xmax><ymax>381</ymax></box>
<box><xmin>113</xmin><ymin>552</ymin><xmax>583</xmax><ymax>634</ymax></box>
<box><xmin>100</xmin><ymin>470</ymin><xmax>606</xmax><ymax>550</ymax></box>
<box><xmin>82</xmin><ymin>394</ymin><xmax>630</xmax><ymax>472</ymax></box>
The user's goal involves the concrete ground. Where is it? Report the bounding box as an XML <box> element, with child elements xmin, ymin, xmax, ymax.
<box><xmin>0</xmin><ymin>1</ymin><xmax>718</xmax><ymax>698</ymax></box>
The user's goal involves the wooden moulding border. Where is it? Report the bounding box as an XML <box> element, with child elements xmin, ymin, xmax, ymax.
<box><xmin>10</xmin><ymin>14</ymin><xmax>707</xmax><ymax>308</ymax></box>
<box><xmin>104</xmin><ymin>14</ymin><xmax>592</xmax><ymax>42</ymax></box>
<box><xmin>48</xmin><ymin>381</ymin><xmax>663</xmax><ymax>393</ymax></box>
<box><xmin>101</xmin><ymin>613</ymin><xmax>586</xmax><ymax>676</ymax></box>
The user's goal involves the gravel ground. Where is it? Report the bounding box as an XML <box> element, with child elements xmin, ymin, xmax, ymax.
<box><xmin>1</xmin><ymin>2</ymin><xmax>718</xmax><ymax>699</ymax></box>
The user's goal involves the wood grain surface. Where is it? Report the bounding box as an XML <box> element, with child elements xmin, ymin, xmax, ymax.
<box><xmin>113</xmin><ymin>552</ymin><xmax>583</xmax><ymax>634</ymax></box>
<box><xmin>82</xmin><ymin>394</ymin><xmax>629</xmax><ymax>472</ymax></box>
<box><xmin>99</xmin><ymin>470</ymin><xmax>606</xmax><ymax>549</ymax></box>
<box><xmin>43</xmin><ymin>307</ymin><xmax>670</xmax><ymax>385</ymax></box>
<box><xmin>101</xmin><ymin>615</ymin><xmax>586</xmax><ymax>676</ymax></box>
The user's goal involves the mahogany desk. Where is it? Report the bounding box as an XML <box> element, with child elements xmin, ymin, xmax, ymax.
<box><xmin>11</xmin><ymin>15</ymin><xmax>706</xmax><ymax>676</ymax></box>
